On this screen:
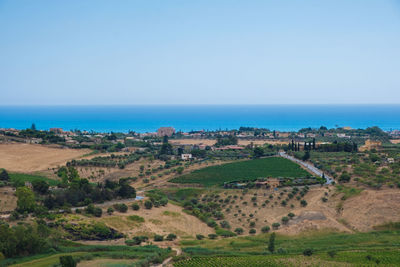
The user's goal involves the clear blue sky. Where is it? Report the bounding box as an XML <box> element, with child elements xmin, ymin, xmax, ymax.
<box><xmin>1</xmin><ymin>0</ymin><xmax>400</xmax><ymax>105</ymax></box>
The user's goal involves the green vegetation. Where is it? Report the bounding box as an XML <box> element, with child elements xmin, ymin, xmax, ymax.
<box><xmin>174</xmin><ymin>256</ymin><xmax>282</xmax><ymax>267</ymax></box>
<box><xmin>170</xmin><ymin>157</ymin><xmax>309</xmax><ymax>186</ymax></box>
<box><xmin>128</xmin><ymin>215</ymin><xmax>145</xmax><ymax>223</ymax></box>
<box><xmin>177</xmin><ymin>230</ymin><xmax>400</xmax><ymax>266</ymax></box>
<box><xmin>9</xmin><ymin>172</ymin><xmax>59</xmax><ymax>186</ymax></box>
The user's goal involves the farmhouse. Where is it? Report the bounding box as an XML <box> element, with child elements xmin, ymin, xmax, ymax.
<box><xmin>181</xmin><ymin>153</ymin><xmax>192</xmax><ymax>161</ymax></box>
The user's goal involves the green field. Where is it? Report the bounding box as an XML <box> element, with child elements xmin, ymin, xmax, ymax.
<box><xmin>10</xmin><ymin>173</ymin><xmax>60</xmax><ymax>186</ymax></box>
<box><xmin>176</xmin><ymin>230</ymin><xmax>400</xmax><ymax>266</ymax></box>
<box><xmin>6</xmin><ymin>245</ymin><xmax>171</xmax><ymax>267</ymax></box>
<box><xmin>170</xmin><ymin>157</ymin><xmax>310</xmax><ymax>186</ymax></box>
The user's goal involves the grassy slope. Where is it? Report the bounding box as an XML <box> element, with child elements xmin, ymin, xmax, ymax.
<box><xmin>170</xmin><ymin>157</ymin><xmax>310</xmax><ymax>186</ymax></box>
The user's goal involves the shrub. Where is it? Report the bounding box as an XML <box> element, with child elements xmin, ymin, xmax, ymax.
<box><xmin>166</xmin><ymin>233</ymin><xmax>177</xmax><ymax>241</ymax></box>
<box><xmin>60</xmin><ymin>255</ymin><xmax>76</xmax><ymax>267</ymax></box>
<box><xmin>261</xmin><ymin>226</ymin><xmax>270</xmax><ymax>233</ymax></box>
<box><xmin>113</xmin><ymin>203</ymin><xmax>128</xmax><ymax>213</ymax></box>
<box><xmin>125</xmin><ymin>236</ymin><xmax>148</xmax><ymax>246</ymax></box>
<box><xmin>327</xmin><ymin>250</ymin><xmax>336</xmax><ymax>258</ymax></box>
<box><xmin>131</xmin><ymin>203</ymin><xmax>140</xmax><ymax>210</ymax></box>
<box><xmin>196</xmin><ymin>234</ymin><xmax>205</xmax><ymax>240</ymax></box>
<box><xmin>249</xmin><ymin>229</ymin><xmax>256</xmax><ymax>234</ymax></box>
<box><xmin>249</xmin><ymin>221</ymin><xmax>256</xmax><ymax>227</ymax></box>
<box><xmin>93</xmin><ymin>207</ymin><xmax>102</xmax><ymax>217</ymax></box>
<box><xmin>107</xmin><ymin>207</ymin><xmax>114</xmax><ymax>215</ymax></box>
<box><xmin>208</xmin><ymin>234</ymin><xmax>218</xmax><ymax>239</ymax></box>
<box><xmin>303</xmin><ymin>248</ymin><xmax>313</xmax><ymax>256</ymax></box>
<box><xmin>272</xmin><ymin>222</ymin><xmax>280</xmax><ymax>229</ymax></box>
<box><xmin>234</xmin><ymin>228</ymin><xmax>244</xmax><ymax>235</ymax></box>
<box><xmin>154</xmin><ymin>235</ymin><xmax>164</xmax><ymax>242</ymax></box>
<box><xmin>220</xmin><ymin>220</ymin><xmax>231</xmax><ymax>229</ymax></box>
<box><xmin>144</xmin><ymin>200</ymin><xmax>153</xmax><ymax>209</ymax></box>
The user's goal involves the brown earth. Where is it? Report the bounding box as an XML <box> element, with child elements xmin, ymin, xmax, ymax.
<box><xmin>341</xmin><ymin>188</ymin><xmax>400</xmax><ymax>231</ymax></box>
<box><xmin>0</xmin><ymin>144</ymin><xmax>90</xmax><ymax>172</ymax></box>
<box><xmin>213</xmin><ymin>186</ymin><xmax>400</xmax><ymax>235</ymax></box>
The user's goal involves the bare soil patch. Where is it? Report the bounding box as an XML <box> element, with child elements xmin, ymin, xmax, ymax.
<box><xmin>0</xmin><ymin>144</ymin><xmax>90</xmax><ymax>172</ymax></box>
<box><xmin>341</xmin><ymin>188</ymin><xmax>400</xmax><ymax>231</ymax></box>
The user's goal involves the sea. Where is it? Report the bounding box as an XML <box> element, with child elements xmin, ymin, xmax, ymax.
<box><xmin>0</xmin><ymin>105</ymin><xmax>399</xmax><ymax>133</ymax></box>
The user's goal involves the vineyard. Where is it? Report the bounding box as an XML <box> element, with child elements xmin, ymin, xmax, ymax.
<box><xmin>174</xmin><ymin>256</ymin><xmax>281</xmax><ymax>267</ymax></box>
<box><xmin>170</xmin><ymin>157</ymin><xmax>309</xmax><ymax>186</ymax></box>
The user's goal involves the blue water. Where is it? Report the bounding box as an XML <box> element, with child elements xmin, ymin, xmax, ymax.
<box><xmin>0</xmin><ymin>105</ymin><xmax>399</xmax><ymax>133</ymax></box>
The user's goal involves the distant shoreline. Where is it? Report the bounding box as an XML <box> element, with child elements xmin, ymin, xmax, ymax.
<box><xmin>1</xmin><ymin>105</ymin><xmax>399</xmax><ymax>133</ymax></box>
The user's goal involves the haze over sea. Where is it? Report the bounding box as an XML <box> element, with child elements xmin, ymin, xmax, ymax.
<box><xmin>0</xmin><ymin>105</ymin><xmax>399</xmax><ymax>133</ymax></box>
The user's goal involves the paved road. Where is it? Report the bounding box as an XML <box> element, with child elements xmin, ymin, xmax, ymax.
<box><xmin>279</xmin><ymin>151</ymin><xmax>334</xmax><ymax>185</ymax></box>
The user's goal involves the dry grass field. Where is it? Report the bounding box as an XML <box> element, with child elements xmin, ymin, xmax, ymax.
<box><xmin>0</xmin><ymin>144</ymin><xmax>90</xmax><ymax>172</ymax></box>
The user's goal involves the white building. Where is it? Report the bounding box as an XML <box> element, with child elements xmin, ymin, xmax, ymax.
<box><xmin>181</xmin><ymin>153</ymin><xmax>192</xmax><ymax>160</ymax></box>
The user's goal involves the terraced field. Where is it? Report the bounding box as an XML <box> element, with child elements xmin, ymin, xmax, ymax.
<box><xmin>170</xmin><ymin>157</ymin><xmax>309</xmax><ymax>186</ymax></box>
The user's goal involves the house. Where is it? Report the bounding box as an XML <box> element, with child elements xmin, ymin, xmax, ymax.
<box><xmin>387</xmin><ymin>158</ymin><xmax>395</xmax><ymax>164</ymax></box>
<box><xmin>157</xmin><ymin>127</ymin><xmax>175</xmax><ymax>137</ymax></box>
<box><xmin>181</xmin><ymin>153</ymin><xmax>192</xmax><ymax>160</ymax></box>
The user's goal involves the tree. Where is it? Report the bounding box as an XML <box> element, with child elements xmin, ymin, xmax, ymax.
<box><xmin>32</xmin><ymin>180</ymin><xmax>49</xmax><ymax>194</ymax></box>
<box><xmin>176</xmin><ymin>166</ymin><xmax>184</xmax><ymax>174</ymax></box>
<box><xmin>144</xmin><ymin>200</ymin><xmax>153</xmax><ymax>209</ymax></box>
<box><xmin>16</xmin><ymin>186</ymin><xmax>36</xmax><ymax>212</ymax></box>
<box><xmin>249</xmin><ymin>229</ymin><xmax>256</xmax><ymax>234</ymax></box>
<box><xmin>303</xmin><ymin>248</ymin><xmax>313</xmax><ymax>256</ymax></box>
<box><xmin>196</xmin><ymin>234</ymin><xmax>205</xmax><ymax>240</ymax></box>
<box><xmin>261</xmin><ymin>226</ymin><xmax>270</xmax><ymax>233</ymax></box>
<box><xmin>234</xmin><ymin>228</ymin><xmax>244</xmax><ymax>235</ymax></box>
<box><xmin>0</xmin><ymin>169</ymin><xmax>10</xmax><ymax>181</ymax></box>
<box><xmin>281</xmin><ymin>216</ymin><xmax>289</xmax><ymax>225</ymax></box>
<box><xmin>272</xmin><ymin>222</ymin><xmax>280</xmax><ymax>230</ymax></box>
<box><xmin>107</xmin><ymin>207</ymin><xmax>114</xmax><ymax>215</ymax></box>
<box><xmin>253</xmin><ymin>147</ymin><xmax>264</xmax><ymax>158</ymax></box>
<box><xmin>131</xmin><ymin>203</ymin><xmax>140</xmax><ymax>210</ymax></box>
<box><xmin>300</xmin><ymin>200</ymin><xmax>308</xmax><ymax>207</ymax></box>
<box><xmin>302</xmin><ymin>150</ymin><xmax>310</xmax><ymax>161</ymax></box>
<box><xmin>268</xmin><ymin>232</ymin><xmax>276</xmax><ymax>253</ymax></box>
<box><xmin>60</xmin><ymin>255</ymin><xmax>76</xmax><ymax>267</ymax></box>
<box><xmin>339</xmin><ymin>172</ymin><xmax>351</xmax><ymax>183</ymax></box>
<box><xmin>166</xmin><ymin>233</ymin><xmax>177</xmax><ymax>241</ymax></box>
<box><xmin>31</xmin><ymin>123</ymin><xmax>37</xmax><ymax>131</ymax></box>
<box><xmin>154</xmin><ymin>235</ymin><xmax>164</xmax><ymax>241</ymax></box>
